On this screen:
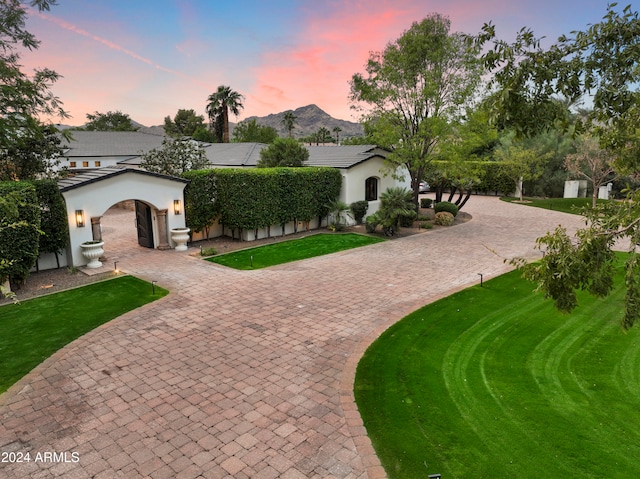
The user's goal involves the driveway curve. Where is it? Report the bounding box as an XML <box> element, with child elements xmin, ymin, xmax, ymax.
<box><xmin>0</xmin><ymin>197</ymin><xmax>584</xmax><ymax>479</ymax></box>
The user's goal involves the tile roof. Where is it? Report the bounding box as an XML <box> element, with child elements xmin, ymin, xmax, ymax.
<box><xmin>205</xmin><ymin>143</ymin><xmax>385</xmax><ymax>169</ymax></box>
<box><xmin>59</xmin><ymin>132</ymin><xmax>387</xmax><ymax>170</ymax></box>
<box><xmin>57</xmin><ymin>166</ymin><xmax>188</xmax><ymax>192</ymax></box>
<box><xmin>61</xmin><ymin>131</ymin><xmax>168</xmax><ymax>157</ymax></box>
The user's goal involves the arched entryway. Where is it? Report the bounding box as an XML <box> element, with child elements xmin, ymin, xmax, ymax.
<box><xmin>58</xmin><ymin>167</ymin><xmax>189</xmax><ymax>268</ymax></box>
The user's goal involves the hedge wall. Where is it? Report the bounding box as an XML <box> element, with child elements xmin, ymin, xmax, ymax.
<box><xmin>182</xmin><ymin>167</ymin><xmax>342</xmax><ymax>234</ymax></box>
<box><xmin>0</xmin><ymin>182</ymin><xmax>41</xmax><ymax>283</ymax></box>
<box><xmin>32</xmin><ymin>179</ymin><xmax>68</xmax><ymax>256</ymax></box>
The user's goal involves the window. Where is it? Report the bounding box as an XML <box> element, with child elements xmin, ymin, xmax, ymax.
<box><xmin>69</xmin><ymin>161</ymin><xmax>76</xmax><ymax>168</ymax></box>
<box><xmin>365</xmin><ymin>177</ymin><xmax>378</xmax><ymax>201</ymax></box>
<box><xmin>82</xmin><ymin>161</ymin><xmax>89</xmax><ymax>167</ymax></box>
<box><xmin>94</xmin><ymin>161</ymin><xmax>101</xmax><ymax>167</ymax></box>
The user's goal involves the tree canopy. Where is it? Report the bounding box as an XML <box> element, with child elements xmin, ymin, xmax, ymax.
<box><xmin>164</xmin><ymin>109</ymin><xmax>206</xmax><ymax>138</ymax></box>
<box><xmin>233</xmin><ymin>118</ymin><xmax>278</xmax><ymax>143</ymax></box>
<box><xmin>140</xmin><ymin>139</ymin><xmax>209</xmax><ymax>176</ymax></box>
<box><xmin>350</xmin><ymin>14</ymin><xmax>484</xmax><ymax>211</ymax></box>
<box><xmin>82</xmin><ymin>110</ymin><xmax>138</xmax><ymax>131</ymax></box>
<box><xmin>483</xmin><ymin>3</ymin><xmax>640</xmax><ymax>328</ymax></box>
<box><xmin>257</xmin><ymin>138</ymin><xmax>309</xmax><ymax>167</ymax></box>
<box><xmin>0</xmin><ymin>0</ymin><xmax>67</xmax><ymax>181</ymax></box>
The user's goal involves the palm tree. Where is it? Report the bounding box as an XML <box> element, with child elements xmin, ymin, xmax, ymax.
<box><xmin>317</xmin><ymin>127</ymin><xmax>331</xmax><ymax>145</ymax></box>
<box><xmin>206</xmin><ymin>85</ymin><xmax>244</xmax><ymax>143</ymax></box>
<box><xmin>282</xmin><ymin>111</ymin><xmax>296</xmax><ymax>138</ymax></box>
<box><xmin>333</xmin><ymin>126</ymin><xmax>342</xmax><ymax>144</ymax></box>
<box><xmin>378</xmin><ymin>187</ymin><xmax>414</xmax><ymax>235</ymax></box>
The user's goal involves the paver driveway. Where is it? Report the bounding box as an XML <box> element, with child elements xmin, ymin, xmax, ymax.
<box><xmin>0</xmin><ymin>197</ymin><xmax>584</xmax><ymax>478</ymax></box>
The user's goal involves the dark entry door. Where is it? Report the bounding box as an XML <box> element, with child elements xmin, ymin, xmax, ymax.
<box><xmin>135</xmin><ymin>201</ymin><xmax>154</xmax><ymax>248</ymax></box>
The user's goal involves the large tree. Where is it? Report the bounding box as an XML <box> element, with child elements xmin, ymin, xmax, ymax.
<box><xmin>1</xmin><ymin>0</ymin><xmax>68</xmax><ymax>180</ymax></box>
<box><xmin>483</xmin><ymin>4</ymin><xmax>640</xmax><ymax>328</ymax></box>
<box><xmin>83</xmin><ymin>110</ymin><xmax>137</xmax><ymax>131</ymax></box>
<box><xmin>164</xmin><ymin>109</ymin><xmax>206</xmax><ymax>138</ymax></box>
<box><xmin>350</xmin><ymin>14</ymin><xmax>484</xmax><ymax>211</ymax></box>
<box><xmin>232</xmin><ymin>118</ymin><xmax>278</xmax><ymax>143</ymax></box>
<box><xmin>564</xmin><ymin>135</ymin><xmax>617</xmax><ymax>208</ymax></box>
<box><xmin>206</xmin><ymin>85</ymin><xmax>244</xmax><ymax>143</ymax></box>
<box><xmin>257</xmin><ymin>138</ymin><xmax>309</xmax><ymax>167</ymax></box>
<box><xmin>140</xmin><ymin>138</ymin><xmax>209</xmax><ymax>176</ymax></box>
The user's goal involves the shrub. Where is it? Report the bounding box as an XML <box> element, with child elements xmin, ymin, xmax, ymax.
<box><xmin>420</xmin><ymin>221</ymin><xmax>433</xmax><ymax>229</ymax></box>
<box><xmin>365</xmin><ymin>213</ymin><xmax>380</xmax><ymax>233</ymax></box>
<box><xmin>420</xmin><ymin>198</ymin><xmax>433</xmax><ymax>208</ymax></box>
<box><xmin>434</xmin><ymin>211</ymin><xmax>455</xmax><ymax>226</ymax></box>
<box><xmin>434</xmin><ymin>201</ymin><xmax>458</xmax><ymax>217</ymax></box>
<box><xmin>0</xmin><ymin>182</ymin><xmax>41</xmax><ymax>284</ymax></box>
<box><xmin>400</xmin><ymin>212</ymin><xmax>417</xmax><ymax>227</ymax></box>
<box><xmin>200</xmin><ymin>246</ymin><xmax>218</xmax><ymax>257</ymax></box>
<box><xmin>350</xmin><ymin>200</ymin><xmax>369</xmax><ymax>224</ymax></box>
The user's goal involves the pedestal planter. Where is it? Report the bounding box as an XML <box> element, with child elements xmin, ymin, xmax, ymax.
<box><xmin>171</xmin><ymin>228</ymin><xmax>190</xmax><ymax>251</ymax></box>
<box><xmin>80</xmin><ymin>241</ymin><xmax>104</xmax><ymax>268</ymax></box>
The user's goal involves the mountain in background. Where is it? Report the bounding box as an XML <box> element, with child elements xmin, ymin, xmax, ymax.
<box><xmin>239</xmin><ymin>104</ymin><xmax>364</xmax><ymax>140</ymax></box>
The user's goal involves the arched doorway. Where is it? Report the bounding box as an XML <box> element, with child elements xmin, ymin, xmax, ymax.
<box><xmin>58</xmin><ymin>167</ymin><xmax>189</xmax><ymax>268</ymax></box>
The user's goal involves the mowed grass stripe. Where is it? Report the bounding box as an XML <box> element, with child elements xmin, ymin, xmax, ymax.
<box><xmin>355</xmin><ymin>255</ymin><xmax>640</xmax><ymax>478</ymax></box>
<box><xmin>207</xmin><ymin>233</ymin><xmax>384</xmax><ymax>269</ymax></box>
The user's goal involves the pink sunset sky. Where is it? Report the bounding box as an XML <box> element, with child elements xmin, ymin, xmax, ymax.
<box><xmin>21</xmin><ymin>0</ymin><xmax>636</xmax><ymax>127</ymax></box>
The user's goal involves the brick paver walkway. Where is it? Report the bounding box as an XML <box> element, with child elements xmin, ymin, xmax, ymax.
<box><xmin>0</xmin><ymin>197</ymin><xmax>583</xmax><ymax>478</ymax></box>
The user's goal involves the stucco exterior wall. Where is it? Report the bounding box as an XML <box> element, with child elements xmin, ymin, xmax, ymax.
<box><xmin>62</xmin><ymin>172</ymin><xmax>187</xmax><ymax>267</ymax></box>
<box><xmin>338</xmin><ymin>157</ymin><xmax>410</xmax><ymax>219</ymax></box>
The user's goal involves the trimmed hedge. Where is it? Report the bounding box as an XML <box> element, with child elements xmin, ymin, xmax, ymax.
<box><xmin>350</xmin><ymin>200</ymin><xmax>369</xmax><ymax>224</ymax></box>
<box><xmin>183</xmin><ymin>167</ymin><xmax>342</xmax><ymax>235</ymax></box>
<box><xmin>434</xmin><ymin>211</ymin><xmax>455</xmax><ymax>226</ymax></box>
<box><xmin>434</xmin><ymin>201</ymin><xmax>459</xmax><ymax>217</ymax></box>
<box><xmin>0</xmin><ymin>182</ymin><xmax>41</xmax><ymax>283</ymax></box>
<box><xmin>32</xmin><ymin>179</ymin><xmax>68</xmax><ymax>256</ymax></box>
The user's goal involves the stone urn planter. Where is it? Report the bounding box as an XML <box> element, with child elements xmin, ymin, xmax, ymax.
<box><xmin>171</xmin><ymin>228</ymin><xmax>190</xmax><ymax>251</ymax></box>
<box><xmin>80</xmin><ymin>241</ymin><xmax>104</xmax><ymax>268</ymax></box>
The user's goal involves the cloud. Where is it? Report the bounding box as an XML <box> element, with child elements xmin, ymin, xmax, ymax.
<box><xmin>248</xmin><ymin>1</ymin><xmax>420</xmax><ymax>120</ymax></box>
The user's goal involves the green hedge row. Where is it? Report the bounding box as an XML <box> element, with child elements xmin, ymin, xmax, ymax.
<box><xmin>0</xmin><ymin>182</ymin><xmax>41</xmax><ymax>283</ymax></box>
<box><xmin>1</xmin><ymin>180</ymin><xmax>69</xmax><ymax>282</ymax></box>
<box><xmin>183</xmin><ymin>167</ymin><xmax>342</xmax><ymax>234</ymax></box>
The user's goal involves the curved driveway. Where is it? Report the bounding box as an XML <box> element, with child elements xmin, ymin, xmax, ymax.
<box><xmin>0</xmin><ymin>197</ymin><xmax>583</xmax><ymax>478</ymax></box>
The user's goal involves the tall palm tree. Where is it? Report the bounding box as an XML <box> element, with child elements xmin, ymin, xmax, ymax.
<box><xmin>317</xmin><ymin>127</ymin><xmax>331</xmax><ymax>145</ymax></box>
<box><xmin>282</xmin><ymin>111</ymin><xmax>296</xmax><ymax>138</ymax></box>
<box><xmin>333</xmin><ymin>126</ymin><xmax>342</xmax><ymax>144</ymax></box>
<box><xmin>206</xmin><ymin>85</ymin><xmax>244</xmax><ymax>143</ymax></box>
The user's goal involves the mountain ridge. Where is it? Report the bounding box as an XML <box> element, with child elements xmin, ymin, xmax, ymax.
<box><xmin>241</xmin><ymin>104</ymin><xmax>364</xmax><ymax>140</ymax></box>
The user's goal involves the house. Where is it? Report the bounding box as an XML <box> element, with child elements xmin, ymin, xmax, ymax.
<box><xmin>59</xmin><ymin>130</ymin><xmax>166</xmax><ymax>170</ymax></box>
<box><xmin>53</xmin><ymin>132</ymin><xmax>409</xmax><ymax>246</ymax></box>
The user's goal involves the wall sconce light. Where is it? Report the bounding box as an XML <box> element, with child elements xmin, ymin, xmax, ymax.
<box><xmin>75</xmin><ymin>210</ymin><xmax>85</xmax><ymax>227</ymax></box>
<box><xmin>173</xmin><ymin>199</ymin><xmax>181</xmax><ymax>215</ymax></box>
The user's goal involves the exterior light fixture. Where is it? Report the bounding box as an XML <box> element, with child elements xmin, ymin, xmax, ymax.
<box><xmin>478</xmin><ymin>273</ymin><xmax>483</xmax><ymax>287</ymax></box>
<box><xmin>75</xmin><ymin>210</ymin><xmax>85</xmax><ymax>227</ymax></box>
<box><xmin>173</xmin><ymin>200</ymin><xmax>181</xmax><ymax>215</ymax></box>
<box><xmin>114</xmin><ymin>261</ymin><xmax>119</xmax><ymax>273</ymax></box>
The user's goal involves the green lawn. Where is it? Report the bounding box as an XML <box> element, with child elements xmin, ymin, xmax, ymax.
<box><xmin>355</xmin><ymin>255</ymin><xmax>639</xmax><ymax>478</ymax></box>
<box><xmin>500</xmin><ymin>196</ymin><xmax>610</xmax><ymax>214</ymax></box>
<box><xmin>0</xmin><ymin>275</ymin><xmax>168</xmax><ymax>394</ymax></box>
<box><xmin>207</xmin><ymin>233</ymin><xmax>385</xmax><ymax>269</ymax></box>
